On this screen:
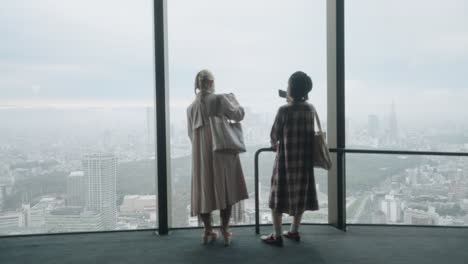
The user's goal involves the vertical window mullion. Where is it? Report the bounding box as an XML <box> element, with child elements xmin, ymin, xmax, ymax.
<box><xmin>154</xmin><ymin>0</ymin><xmax>170</xmax><ymax>235</ymax></box>
<box><xmin>336</xmin><ymin>0</ymin><xmax>346</xmax><ymax>232</ymax></box>
<box><xmin>327</xmin><ymin>0</ymin><xmax>346</xmax><ymax>231</ymax></box>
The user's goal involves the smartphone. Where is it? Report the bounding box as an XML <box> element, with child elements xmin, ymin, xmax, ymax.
<box><xmin>278</xmin><ymin>89</ymin><xmax>287</xmax><ymax>98</ymax></box>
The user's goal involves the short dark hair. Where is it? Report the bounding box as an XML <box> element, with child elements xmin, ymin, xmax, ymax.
<box><xmin>288</xmin><ymin>71</ymin><xmax>313</xmax><ymax>100</ymax></box>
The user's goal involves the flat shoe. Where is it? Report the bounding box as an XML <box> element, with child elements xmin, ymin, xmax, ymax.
<box><xmin>282</xmin><ymin>231</ymin><xmax>301</xmax><ymax>242</ymax></box>
<box><xmin>261</xmin><ymin>233</ymin><xmax>283</xmax><ymax>247</ymax></box>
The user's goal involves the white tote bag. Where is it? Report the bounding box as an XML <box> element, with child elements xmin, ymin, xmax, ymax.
<box><xmin>209</xmin><ymin>116</ymin><xmax>246</xmax><ymax>154</ymax></box>
<box><xmin>208</xmin><ymin>94</ymin><xmax>246</xmax><ymax>154</ymax></box>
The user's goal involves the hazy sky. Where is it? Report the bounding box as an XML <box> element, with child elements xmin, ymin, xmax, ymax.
<box><xmin>167</xmin><ymin>0</ymin><xmax>327</xmax><ymax>121</ymax></box>
<box><xmin>0</xmin><ymin>0</ymin><xmax>154</xmax><ymax>107</ymax></box>
<box><xmin>1</xmin><ymin>0</ymin><xmax>467</xmax><ymax>122</ymax></box>
<box><xmin>345</xmin><ymin>0</ymin><xmax>468</xmax><ymax>121</ymax></box>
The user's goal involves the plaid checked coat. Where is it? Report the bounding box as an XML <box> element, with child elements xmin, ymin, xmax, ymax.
<box><xmin>269</xmin><ymin>101</ymin><xmax>319</xmax><ymax>216</ymax></box>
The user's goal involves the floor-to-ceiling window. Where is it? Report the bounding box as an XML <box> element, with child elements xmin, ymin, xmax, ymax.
<box><xmin>167</xmin><ymin>0</ymin><xmax>328</xmax><ymax>227</ymax></box>
<box><xmin>3</xmin><ymin>0</ymin><xmax>466</xmax><ymax>236</ymax></box>
<box><xmin>0</xmin><ymin>0</ymin><xmax>157</xmax><ymax>235</ymax></box>
<box><xmin>345</xmin><ymin>0</ymin><xmax>468</xmax><ymax>226</ymax></box>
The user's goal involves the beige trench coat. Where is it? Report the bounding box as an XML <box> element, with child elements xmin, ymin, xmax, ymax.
<box><xmin>187</xmin><ymin>92</ymin><xmax>249</xmax><ymax>216</ymax></box>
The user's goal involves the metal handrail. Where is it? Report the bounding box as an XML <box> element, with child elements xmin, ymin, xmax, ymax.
<box><xmin>254</xmin><ymin>147</ymin><xmax>275</xmax><ymax>234</ymax></box>
<box><xmin>253</xmin><ymin>146</ymin><xmax>468</xmax><ymax>235</ymax></box>
<box><xmin>329</xmin><ymin>148</ymin><xmax>468</xmax><ymax>157</ymax></box>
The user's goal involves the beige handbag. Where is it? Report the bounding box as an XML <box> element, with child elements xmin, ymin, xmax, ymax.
<box><xmin>209</xmin><ymin>116</ymin><xmax>246</xmax><ymax>154</ymax></box>
<box><xmin>208</xmin><ymin>94</ymin><xmax>246</xmax><ymax>154</ymax></box>
<box><xmin>312</xmin><ymin>106</ymin><xmax>332</xmax><ymax>170</ymax></box>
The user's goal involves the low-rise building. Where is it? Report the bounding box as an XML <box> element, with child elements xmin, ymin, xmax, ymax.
<box><xmin>404</xmin><ymin>206</ymin><xmax>439</xmax><ymax>225</ymax></box>
<box><xmin>120</xmin><ymin>195</ymin><xmax>157</xmax><ymax>213</ymax></box>
<box><xmin>46</xmin><ymin>207</ymin><xmax>103</xmax><ymax>233</ymax></box>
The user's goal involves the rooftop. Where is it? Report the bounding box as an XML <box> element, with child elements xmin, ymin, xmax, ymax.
<box><xmin>68</xmin><ymin>171</ymin><xmax>84</xmax><ymax>177</ymax></box>
<box><xmin>49</xmin><ymin>207</ymin><xmax>83</xmax><ymax>216</ymax></box>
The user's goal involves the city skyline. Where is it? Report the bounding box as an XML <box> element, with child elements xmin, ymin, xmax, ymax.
<box><xmin>1</xmin><ymin>101</ymin><xmax>468</xmax><ymax>235</ymax></box>
<box><xmin>1</xmin><ymin>0</ymin><xmax>468</xmax><ymax>236</ymax></box>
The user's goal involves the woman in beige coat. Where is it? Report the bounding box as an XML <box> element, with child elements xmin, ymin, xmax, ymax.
<box><xmin>187</xmin><ymin>69</ymin><xmax>249</xmax><ymax>246</ymax></box>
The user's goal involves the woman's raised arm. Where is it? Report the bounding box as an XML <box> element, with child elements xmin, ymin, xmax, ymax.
<box><xmin>219</xmin><ymin>94</ymin><xmax>245</xmax><ymax>122</ymax></box>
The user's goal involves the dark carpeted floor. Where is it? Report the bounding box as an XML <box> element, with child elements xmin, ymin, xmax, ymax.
<box><xmin>1</xmin><ymin>225</ymin><xmax>467</xmax><ymax>264</ymax></box>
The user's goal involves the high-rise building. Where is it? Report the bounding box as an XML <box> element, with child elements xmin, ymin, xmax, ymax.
<box><xmin>83</xmin><ymin>154</ymin><xmax>117</xmax><ymax>230</ymax></box>
<box><xmin>388</xmin><ymin>101</ymin><xmax>399</xmax><ymax>141</ymax></box>
<box><xmin>367</xmin><ymin>114</ymin><xmax>380</xmax><ymax>137</ymax></box>
<box><xmin>380</xmin><ymin>194</ymin><xmax>402</xmax><ymax>223</ymax></box>
<box><xmin>67</xmin><ymin>171</ymin><xmax>85</xmax><ymax>207</ymax></box>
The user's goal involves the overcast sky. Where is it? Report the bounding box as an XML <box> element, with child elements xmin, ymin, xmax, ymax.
<box><xmin>1</xmin><ymin>0</ymin><xmax>467</xmax><ymax>122</ymax></box>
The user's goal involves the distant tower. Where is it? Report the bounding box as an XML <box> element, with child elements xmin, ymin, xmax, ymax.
<box><xmin>367</xmin><ymin>114</ymin><xmax>380</xmax><ymax>137</ymax></box>
<box><xmin>67</xmin><ymin>171</ymin><xmax>85</xmax><ymax>207</ymax></box>
<box><xmin>388</xmin><ymin>101</ymin><xmax>398</xmax><ymax>141</ymax></box>
<box><xmin>83</xmin><ymin>154</ymin><xmax>117</xmax><ymax>230</ymax></box>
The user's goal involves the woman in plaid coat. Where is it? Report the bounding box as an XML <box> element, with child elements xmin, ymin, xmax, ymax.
<box><xmin>261</xmin><ymin>71</ymin><xmax>320</xmax><ymax>246</ymax></box>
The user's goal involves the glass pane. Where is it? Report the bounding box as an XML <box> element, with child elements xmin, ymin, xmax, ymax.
<box><xmin>347</xmin><ymin>154</ymin><xmax>468</xmax><ymax>226</ymax></box>
<box><xmin>345</xmin><ymin>0</ymin><xmax>468</xmax><ymax>151</ymax></box>
<box><xmin>168</xmin><ymin>0</ymin><xmax>327</xmax><ymax>227</ymax></box>
<box><xmin>257</xmin><ymin>152</ymin><xmax>328</xmax><ymax>224</ymax></box>
<box><xmin>0</xmin><ymin>0</ymin><xmax>156</xmax><ymax>235</ymax></box>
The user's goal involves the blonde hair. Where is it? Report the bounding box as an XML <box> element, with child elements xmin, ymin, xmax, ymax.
<box><xmin>194</xmin><ymin>69</ymin><xmax>214</xmax><ymax>94</ymax></box>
